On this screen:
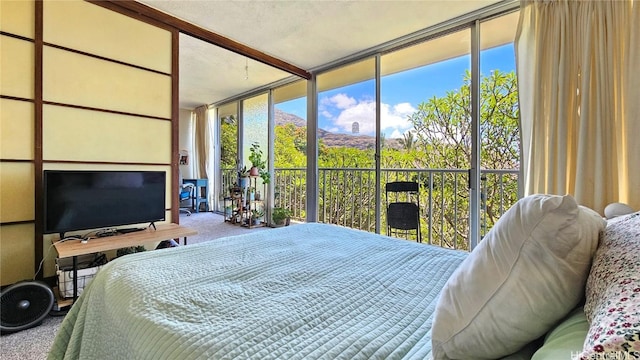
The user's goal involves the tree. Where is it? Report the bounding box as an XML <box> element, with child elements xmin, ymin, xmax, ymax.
<box><xmin>274</xmin><ymin>123</ymin><xmax>306</xmax><ymax>168</ymax></box>
<box><xmin>408</xmin><ymin>70</ymin><xmax>519</xmax><ymax>170</ymax></box>
<box><xmin>399</xmin><ymin>131</ymin><xmax>417</xmax><ymax>150</ymax></box>
<box><xmin>220</xmin><ymin>116</ymin><xmax>237</xmax><ymax>169</ymax></box>
<box><xmin>272</xmin><ymin>70</ymin><xmax>520</xmax><ymax>249</ymax></box>
<box><xmin>404</xmin><ymin>69</ymin><xmax>520</xmax><ymax>248</ymax></box>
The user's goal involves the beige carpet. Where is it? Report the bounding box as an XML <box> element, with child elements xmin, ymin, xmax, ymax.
<box><xmin>178</xmin><ymin>211</ymin><xmax>271</xmax><ymax>245</ymax></box>
<box><xmin>0</xmin><ymin>212</ymin><xmax>273</xmax><ymax>360</ymax></box>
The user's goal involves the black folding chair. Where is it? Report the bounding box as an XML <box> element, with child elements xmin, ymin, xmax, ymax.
<box><xmin>385</xmin><ymin>181</ymin><xmax>421</xmax><ymax>243</ymax></box>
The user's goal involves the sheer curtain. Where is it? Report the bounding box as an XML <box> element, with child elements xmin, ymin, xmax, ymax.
<box><xmin>515</xmin><ymin>0</ymin><xmax>639</xmax><ymax>214</ymax></box>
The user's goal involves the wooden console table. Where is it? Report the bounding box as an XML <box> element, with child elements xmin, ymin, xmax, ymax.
<box><xmin>53</xmin><ymin>223</ymin><xmax>197</xmax><ymax>302</ymax></box>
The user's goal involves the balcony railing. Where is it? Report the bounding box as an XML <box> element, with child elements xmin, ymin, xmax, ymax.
<box><xmin>222</xmin><ymin>167</ymin><xmax>519</xmax><ymax>251</ymax></box>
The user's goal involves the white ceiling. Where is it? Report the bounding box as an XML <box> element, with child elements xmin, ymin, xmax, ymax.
<box><xmin>138</xmin><ymin>0</ymin><xmax>505</xmax><ymax>110</ymax></box>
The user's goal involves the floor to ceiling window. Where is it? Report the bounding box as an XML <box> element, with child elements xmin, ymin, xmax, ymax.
<box><xmin>273</xmin><ymin>80</ymin><xmax>307</xmax><ymax>221</ymax></box>
<box><xmin>217</xmin><ymin>102</ymin><xmax>238</xmax><ymax>212</ymax></box>
<box><xmin>212</xmin><ymin>8</ymin><xmax>520</xmax><ymax>250</ymax></box>
<box><xmin>479</xmin><ymin>11</ymin><xmax>520</xmax><ymax>238</ymax></box>
<box><xmin>316</xmin><ymin>59</ymin><xmax>377</xmax><ymax>232</ymax></box>
<box><xmin>241</xmin><ymin>93</ymin><xmax>269</xmax><ymax>220</ymax></box>
<box><xmin>380</xmin><ymin>29</ymin><xmax>471</xmax><ymax>249</ymax></box>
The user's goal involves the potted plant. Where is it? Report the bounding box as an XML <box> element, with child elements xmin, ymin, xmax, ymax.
<box><xmin>251</xmin><ymin>208</ymin><xmax>265</xmax><ymax>225</ymax></box>
<box><xmin>271</xmin><ymin>207</ymin><xmax>291</xmax><ymax>227</ymax></box>
<box><xmin>248</xmin><ymin>142</ymin><xmax>271</xmax><ymax>184</ymax></box>
<box><xmin>238</xmin><ymin>165</ymin><xmax>249</xmax><ymax>189</ymax></box>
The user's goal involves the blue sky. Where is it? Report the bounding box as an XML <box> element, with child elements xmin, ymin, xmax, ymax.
<box><xmin>276</xmin><ymin>44</ymin><xmax>516</xmax><ymax>138</ymax></box>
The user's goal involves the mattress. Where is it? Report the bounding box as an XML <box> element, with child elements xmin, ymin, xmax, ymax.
<box><xmin>49</xmin><ymin>223</ymin><xmax>467</xmax><ymax>360</ymax></box>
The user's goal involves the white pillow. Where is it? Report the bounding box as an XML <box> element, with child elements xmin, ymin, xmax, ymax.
<box><xmin>431</xmin><ymin>194</ymin><xmax>606</xmax><ymax>360</ymax></box>
<box><xmin>603</xmin><ymin>202</ymin><xmax>634</xmax><ymax>219</ymax></box>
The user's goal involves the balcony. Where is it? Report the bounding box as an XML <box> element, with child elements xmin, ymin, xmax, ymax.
<box><xmin>223</xmin><ymin>167</ymin><xmax>519</xmax><ymax>251</ymax></box>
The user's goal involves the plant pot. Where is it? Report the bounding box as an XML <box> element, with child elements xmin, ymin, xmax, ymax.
<box><xmin>249</xmin><ymin>166</ymin><xmax>259</xmax><ymax>176</ymax></box>
<box><xmin>239</xmin><ymin>176</ymin><xmax>249</xmax><ymax>189</ymax></box>
<box><xmin>272</xmin><ymin>217</ymin><xmax>290</xmax><ymax>228</ymax></box>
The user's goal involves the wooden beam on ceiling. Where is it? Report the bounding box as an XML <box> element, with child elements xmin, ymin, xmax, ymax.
<box><xmin>88</xmin><ymin>0</ymin><xmax>312</xmax><ymax>80</ymax></box>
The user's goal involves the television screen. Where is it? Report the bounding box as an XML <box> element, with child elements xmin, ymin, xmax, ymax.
<box><xmin>43</xmin><ymin>170</ymin><xmax>166</xmax><ymax>235</ymax></box>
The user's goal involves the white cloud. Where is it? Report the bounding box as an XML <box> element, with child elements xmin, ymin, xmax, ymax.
<box><xmin>320</xmin><ymin>110</ymin><xmax>333</xmax><ymax>119</ymax></box>
<box><xmin>329</xmin><ymin>93</ymin><xmax>357</xmax><ymax>109</ymax></box>
<box><xmin>333</xmin><ymin>100</ymin><xmax>376</xmax><ymax>134</ymax></box>
<box><xmin>394</xmin><ymin>102</ymin><xmax>415</xmax><ymax>115</ymax></box>
<box><xmin>381</xmin><ymin>102</ymin><xmax>415</xmax><ymax>137</ymax></box>
<box><xmin>389</xmin><ymin>129</ymin><xmax>404</xmax><ymax>139</ymax></box>
<box><xmin>319</xmin><ymin>93</ymin><xmax>417</xmax><ymax>138</ymax></box>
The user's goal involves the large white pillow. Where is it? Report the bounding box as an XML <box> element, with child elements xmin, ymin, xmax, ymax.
<box><xmin>431</xmin><ymin>194</ymin><xmax>606</xmax><ymax>360</ymax></box>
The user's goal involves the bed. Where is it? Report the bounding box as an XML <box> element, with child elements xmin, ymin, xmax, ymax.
<box><xmin>48</xmin><ymin>195</ymin><xmax>640</xmax><ymax>360</ymax></box>
<box><xmin>49</xmin><ymin>223</ymin><xmax>467</xmax><ymax>359</ymax></box>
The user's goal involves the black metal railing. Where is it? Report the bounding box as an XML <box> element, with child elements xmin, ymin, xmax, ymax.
<box><xmin>221</xmin><ymin>167</ymin><xmax>519</xmax><ymax>251</ymax></box>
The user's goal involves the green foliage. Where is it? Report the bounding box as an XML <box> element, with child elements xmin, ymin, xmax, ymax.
<box><xmin>116</xmin><ymin>246</ymin><xmax>146</xmax><ymax>257</ymax></box>
<box><xmin>272</xmin><ymin>207</ymin><xmax>291</xmax><ymax>224</ymax></box>
<box><xmin>220</xmin><ymin>116</ymin><xmax>238</xmax><ymax>169</ymax></box>
<box><xmin>272</xmin><ymin>70</ymin><xmax>520</xmax><ymax>248</ymax></box>
<box><xmin>275</xmin><ymin>124</ymin><xmax>306</xmax><ymax>168</ymax></box>
<box><xmin>248</xmin><ymin>142</ymin><xmax>266</xmax><ymax>169</ymax></box>
<box><xmin>251</xmin><ymin>208</ymin><xmax>265</xmax><ymax>219</ymax></box>
<box><xmin>248</xmin><ymin>142</ymin><xmax>270</xmax><ymax>184</ymax></box>
<box><xmin>318</xmin><ymin>146</ymin><xmax>374</xmax><ymax>168</ymax></box>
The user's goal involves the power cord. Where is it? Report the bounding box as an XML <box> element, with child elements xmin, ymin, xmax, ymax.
<box><xmin>32</xmin><ymin>238</ymin><xmax>80</xmax><ymax>280</ymax></box>
<box><xmin>33</xmin><ymin>227</ymin><xmax>117</xmax><ymax>279</ymax></box>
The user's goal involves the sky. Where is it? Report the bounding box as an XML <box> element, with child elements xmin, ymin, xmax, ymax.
<box><xmin>276</xmin><ymin>43</ymin><xmax>516</xmax><ymax>139</ymax></box>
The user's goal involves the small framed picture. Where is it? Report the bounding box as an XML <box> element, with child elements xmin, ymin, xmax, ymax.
<box><xmin>179</xmin><ymin>154</ymin><xmax>189</xmax><ymax>165</ymax></box>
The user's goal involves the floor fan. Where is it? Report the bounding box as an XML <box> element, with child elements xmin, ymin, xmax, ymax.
<box><xmin>1</xmin><ymin>281</ymin><xmax>54</xmax><ymax>333</ymax></box>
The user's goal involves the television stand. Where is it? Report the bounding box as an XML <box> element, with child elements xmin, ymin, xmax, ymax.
<box><xmin>53</xmin><ymin>223</ymin><xmax>197</xmax><ymax>303</ymax></box>
<box><xmin>117</xmin><ymin>227</ymin><xmax>145</xmax><ymax>234</ymax></box>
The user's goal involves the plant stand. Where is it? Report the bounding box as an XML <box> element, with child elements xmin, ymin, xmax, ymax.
<box><xmin>243</xmin><ymin>176</ymin><xmax>266</xmax><ymax>229</ymax></box>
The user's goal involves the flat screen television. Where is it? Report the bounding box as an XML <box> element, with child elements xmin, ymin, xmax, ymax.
<box><xmin>43</xmin><ymin>170</ymin><xmax>166</xmax><ymax>236</ymax></box>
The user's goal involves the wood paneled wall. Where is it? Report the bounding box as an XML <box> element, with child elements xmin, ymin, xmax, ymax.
<box><xmin>0</xmin><ymin>0</ymin><xmax>178</xmax><ymax>285</ymax></box>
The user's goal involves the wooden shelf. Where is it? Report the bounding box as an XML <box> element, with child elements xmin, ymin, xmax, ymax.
<box><xmin>53</xmin><ymin>223</ymin><xmax>197</xmax><ymax>258</ymax></box>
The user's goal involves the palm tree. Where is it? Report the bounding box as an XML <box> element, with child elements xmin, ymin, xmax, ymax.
<box><xmin>400</xmin><ymin>130</ymin><xmax>416</xmax><ymax>150</ymax></box>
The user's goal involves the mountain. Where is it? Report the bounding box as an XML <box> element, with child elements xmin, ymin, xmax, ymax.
<box><xmin>275</xmin><ymin>108</ymin><xmax>306</xmax><ymax>127</ymax></box>
<box><xmin>275</xmin><ymin>109</ymin><xmax>401</xmax><ymax>150</ymax></box>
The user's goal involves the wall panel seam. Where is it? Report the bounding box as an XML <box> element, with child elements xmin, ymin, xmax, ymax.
<box><xmin>0</xmin><ymin>220</ymin><xmax>35</xmax><ymax>226</ymax></box>
<box><xmin>42</xmin><ymin>160</ymin><xmax>171</xmax><ymax>166</ymax></box>
<box><xmin>0</xmin><ymin>95</ymin><xmax>34</xmax><ymax>102</ymax></box>
<box><xmin>0</xmin><ymin>31</ymin><xmax>34</xmax><ymax>42</ymax></box>
<box><xmin>34</xmin><ymin>0</ymin><xmax>44</xmax><ymax>279</ymax></box>
<box><xmin>171</xmin><ymin>29</ymin><xmax>179</xmax><ymax>224</ymax></box>
<box><xmin>42</xmin><ymin>101</ymin><xmax>172</xmax><ymax>121</ymax></box>
<box><xmin>43</xmin><ymin>43</ymin><xmax>171</xmax><ymax>76</ymax></box>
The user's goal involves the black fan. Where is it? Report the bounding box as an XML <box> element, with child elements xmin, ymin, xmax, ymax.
<box><xmin>1</xmin><ymin>281</ymin><xmax>54</xmax><ymax>333</ymax></box>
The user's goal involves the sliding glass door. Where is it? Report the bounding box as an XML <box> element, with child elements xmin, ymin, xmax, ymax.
<box><xmin>216</xmin><ymin>102</ymin><xmax>238</xmax><ymax>213</ymax></box>
<box><xmin>273</xmin><ymin>80</ymin><xmax>307</xmax><ymax>221</ymax></box>
<box><xmin>478</xmin><ymin>12</ymin><xmax>520</xmax><ymax>239</ymax></box>
<box><xmin>214</xmin><ymin>9</ymin><xmax>521</xmax><ymax>251</ymax></box>
<box><xmin>380</xmin><ymin>29</ymin><xmax>472</xmax><ymax>249</ymax></box>
<box><xmin>316</xmin><ymin>59</ymin><xmax>377</xmax><ymax>232</ymax></box>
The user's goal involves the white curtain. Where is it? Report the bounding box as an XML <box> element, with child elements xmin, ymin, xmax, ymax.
<box><xmin>515</xmin><ymin>0</ymin><xmax>640</xmax><ymax>214</ymax></box>
<box><xmin>192</xmin><ymin>105</ymin><xmax>216</xmax><ymax>211</ymax></box>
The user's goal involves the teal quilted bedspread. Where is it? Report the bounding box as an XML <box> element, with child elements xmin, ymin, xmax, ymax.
<box><xmin>49</xmin><ymin>223</ymin><xmax>466</xmax><ymax>360</ymax></box>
